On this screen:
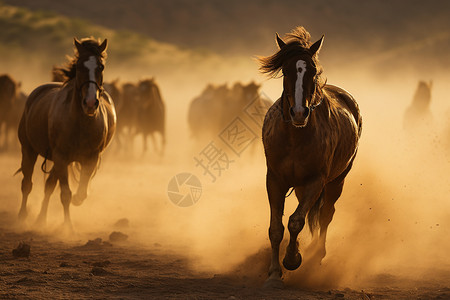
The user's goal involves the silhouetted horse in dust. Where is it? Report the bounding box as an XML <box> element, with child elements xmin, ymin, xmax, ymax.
<box><xmin>0</xmin><ymin>74</ymin><xmax>19</xmax><ymax>150</ymax></box>
<box><xmin>17</xmin><ymin>38</ymin><xmax>116</xmax><ymax>230</ymax></box>
<box><xmin>403</xmin><ymin>80</ymin><xmax>433</xmax><ymax>132</ymax></box>
<box><xmin>136</xmin><ymin>78</ymin><xmax>166</xmax><ymax>155</ymax></box>
<box><xmin>259</xmin><ymin>27</ymin><xmax>362</xmax><ymax>287</ymax></box>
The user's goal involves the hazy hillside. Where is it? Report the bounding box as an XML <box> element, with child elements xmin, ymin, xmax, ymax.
<box><xmin>2</xmin><ymin>1</ymin><xmax>449</xmax><ymax>53</ymax></box>
<box><xmin>0</xmin><ymin>3</ymin><xmax>255</xmax><ymax>93</ymax></box>
<box><xmin>2</xmin><ymin>0</ymin><xmax>450</xmax><ymax>85</ymax></box>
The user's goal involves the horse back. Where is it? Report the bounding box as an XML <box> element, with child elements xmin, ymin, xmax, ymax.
<box><xmin>324</xmin><ymin>85</ymin><xmax>362</xmax><ymax>137</ymax></box>
<box><xmin>19</xmin><ymin>83</ymin><xmax>63</xmax><ymax>158</ymax></box>
<box><xmin>24</xmin><ymin>83</ymin><xmax>63</xmax><ymax>112</ymax></box>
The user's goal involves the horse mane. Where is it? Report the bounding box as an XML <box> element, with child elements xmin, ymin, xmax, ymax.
<box><xmin>258</xmin><ymin>26</ymin><xmax>324</xmax><ymax>82</ymax></box>
<box><xmin>58</xmin><ymin>37</ymin><xmax>107</xmax><ymax>83</ymax></box>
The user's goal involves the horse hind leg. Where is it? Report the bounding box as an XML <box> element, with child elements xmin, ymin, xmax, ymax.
<box><xmin>310</xmin><ymin>180</ymin><xmax>344</xmax><ymax>264</ymax></box>
<box><xmin>72</xmin><ymin>159</ymin><xmax>98</xmax><ymax>206</ymax></box>
<box><xmin>18</xmin><ymin>145</ymin><xmax>38</xmax><ymax>221</ymax></box>
<box><xmin>36</xmin><ymin>167</ymin><xmax>58</xmax><ymax>226</ymax></box>
<box><xmin>283</xmin><ymin>180</ymin><xmax>324</xmax><ymax>271</ymax></box>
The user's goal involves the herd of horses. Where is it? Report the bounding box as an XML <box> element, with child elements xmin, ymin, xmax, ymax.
<box><xmin>188</xmin><ymin>81</ymin><xmax>272</xmax><ymax>141</ymax></box>
<box><xmin>0</xmin><ymin>26</ymin><xmax>443</xmax><ymax>287</ymax></box>
<box><xmin>53</xmin><ymin>66</ymin><xmax>166</xmax><ymax>156</ymax></box>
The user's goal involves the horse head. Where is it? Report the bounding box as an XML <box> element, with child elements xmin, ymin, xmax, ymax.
<box><xmin>259</xmin><ymin>29</ymin><xmax>324</xmax><ymax>128</ymax></box>
<box><xmin>74</xmin><ymin>38</ymin><xmax>108</xmax><ymax>117</ymax></box>
<box><xmin>277</xmin><ymin>34</ymin><xmax>323</xmax><ymax>127</ymax></box>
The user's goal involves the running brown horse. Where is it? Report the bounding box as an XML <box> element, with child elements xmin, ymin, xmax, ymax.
<box><xmin>17</xmin><ymin>38</ymin><xmax>116</xmax><ymax>229</ymax></box>
<box><xmin>259</xmin><ymin>27</ymin><xmax>362</xmax><ymax>287</ymax></box>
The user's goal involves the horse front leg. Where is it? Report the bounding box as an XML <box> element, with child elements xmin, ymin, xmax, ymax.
<box><xmin>311</xmin><ymin>179</ymin><xmax>344</xmax><ymax>264</ymax></box>
<box><xmin>18</xmin><ymin>145</ymin><xmax>38</xmax><ymax>222</ymax></box>
<box><xmin>264</xmin><ymin>170</ymin><xmax>288</xmax><ymax>288</ymax></box>
<box><xmin>71</xmin><ymin>158</ymin><xmax>98</xmax><ymax>206</ymax></box>
<box><xmin>283</xmin><ymin>179</ymin><xmax>324</xmax><ymax>271</ymax></box>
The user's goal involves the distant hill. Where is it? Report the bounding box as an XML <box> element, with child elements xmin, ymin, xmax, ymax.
<box><xmin>3</xmin><ymin>0</ymin><xmax>450</xmax><ymax>79</ymax></box>
<box><xmin>3</xmin><ymin>1</ymin><xmax>450</xmax><ymax>56</ymax></box>
<box><xmin>1</xmin><ymin>1</ymin><xmax>450</xmax><ymax>93</ymax></box>
<box><xmin>0</xmin><ymin>3</ymin><xmax>254</xmax><ymax>92</ymax></box>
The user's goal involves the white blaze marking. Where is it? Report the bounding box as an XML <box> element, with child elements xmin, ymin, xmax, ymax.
<box><xmin>83</xmin><ymin>56</ymin><xmax>97</xmax><ymax>104</ymax></box>
<box><xmin>294</xmin><ymin>60</ymin><xmax>307</xmax><ymax>114</ymax></box>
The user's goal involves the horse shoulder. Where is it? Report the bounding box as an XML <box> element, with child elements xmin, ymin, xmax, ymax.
<box><xmin>25</xmin><ymin>83</ymin><xmax>62</xmax><ymax>110</ymax></box>
<box><xmin>262</xmin><ymin>98</ymin><xmax>285</xmax><ymax>151</ymax></box>
<box><xmin>324</xmin><ymin>84</ymin><xmax>362</xmax><ymax>136</ymax></box>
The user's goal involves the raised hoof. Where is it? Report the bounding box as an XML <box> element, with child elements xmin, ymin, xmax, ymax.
<box><xmin>283</xmin><ymin>251</ymin><xmax>302</xmax><ymax>271</ymax></box>
<box><xmin>71</xmin><ymin>194</ymin><xmax>85</xmax><ymax>206</ymax></box>
<box><xmin>62</xmin><ymin>222</ymin><xmax>74</xmax><ymax>235</ymax></box>
<box><xmin>263</xmin><ymin>277</ymin><xmax>284</xmax><ymax>289</ymax></box>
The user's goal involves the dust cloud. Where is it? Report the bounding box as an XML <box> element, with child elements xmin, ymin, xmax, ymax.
<box><xmin>1</xmin><ymin>40</ymin><xmax>449</xmax><ymax>294</ymax></box>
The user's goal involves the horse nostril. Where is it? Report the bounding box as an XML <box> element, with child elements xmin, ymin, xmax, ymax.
<box><xmin>304</xmin><ymin>107</ymin><xmax>310</xmax><ymax>117</ymax></box>
<box><xmin>289</xmin><ymin>107</ymin><xmax>295</xmax><ymax>118</ymax></box>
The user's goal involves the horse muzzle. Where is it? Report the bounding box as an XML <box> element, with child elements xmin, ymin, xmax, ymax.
<box><xmin>289</xmin><ymin>106</ymin><xmax>310</xmax><ymax>127</ymax></box>
<box><xmin>82</xmin><ymin>97</ymin><xmax>99</xmax><ymax>116</ymax></box>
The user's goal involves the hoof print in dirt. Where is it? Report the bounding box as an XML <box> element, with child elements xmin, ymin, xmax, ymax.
<box><xmin>109</xmin><ymin>231</ymin><xmax>128</xmax><ymax>243</ymax></box>
<box><xmin>90</xmin><ymin>267</ymin><xmax>110</xmax><ymax>276</ymax></box>
<box><xmin>12</xmin><ymin>242</ymin><xmax>31</xmax><ymax>258</ymax></box>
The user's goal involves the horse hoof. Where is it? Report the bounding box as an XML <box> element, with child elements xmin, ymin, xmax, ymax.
<box><xmin>263</xmin><ymin>277</ymin><xmax>284</xmax><ymax>289</ymax></box>
<box><xmin>283</xmin><ymin>252</ymin><xmax>302</xmax><ymax>271</ymax></box>
<box><xmin>18</xmin><ymin>210</ymin><xmax>27</xmax><ymax>222</ymax></box>
<box><xmin>71</xmin><ymin>195</ymin><xmax>84</xmax><ymax>206</ymax></box>
<box><xmin>35</xmin><ymin>216</ymin><xmax>47</xmax><ymax>227</ymax></box>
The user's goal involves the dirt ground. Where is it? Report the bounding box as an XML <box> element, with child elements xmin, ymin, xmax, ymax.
<box><xmin>1</xmin><ymin>214</ymin><xmax>449</xmax><ymax>300</ymax></box>
<box><xmin>1</xmin><ymin>68</ymin><xmax>450</xmax><ymax>299</ymax></box>
<box><xmin>0</xmin><ymin>146</ymin><xmax>449</xmax><ymax>300</ymax></box>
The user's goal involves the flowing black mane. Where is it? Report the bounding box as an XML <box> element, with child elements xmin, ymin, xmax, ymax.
<box><xmin>57</xmin><ymin>38</ymin><xmax>106</xmax><ymax>83</ymax></box>
<box><xmin>258</xmin><ymin>26</ymin><xmax>324</xmax><ymax>83</ymax></box>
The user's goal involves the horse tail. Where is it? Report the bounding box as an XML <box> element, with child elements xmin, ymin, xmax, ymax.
<box><xmin>307</xmin><ymin>189</ymin><xmax>324</xmax><ymax>235</ymax></box>
<box><xmin>68</xmin><ymin>162</ymin><xmax>81</xmax><ymax>185</ymax></box>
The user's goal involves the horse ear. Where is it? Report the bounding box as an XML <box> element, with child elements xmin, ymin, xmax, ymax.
<box><xmin>276</xmin><ymin>33</ymin><xmax>286</xmax><ymax>49</ymax></box>
<box><xmin>309</xmin><ymin>35</ymin><xmax>324</xmax><ymax>56</ymax></box>
<box><xmin>99</xmin><ymin>39</ymin><xmax>108</xmax><ymax>53</ymax></box>
<box><xmin>74</xmin><ymin>38</ymin><xmax>82</xmax><ymax>52</ymax></box>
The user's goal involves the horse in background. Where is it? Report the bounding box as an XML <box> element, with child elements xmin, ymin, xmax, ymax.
<box><xmin>17</xmin><ymin>38</ymin><xmax>116</xmax><ymax>230</ymax></box>
<box><xmin>403</xmin><ymin>80</ymin><xmax>433</xmax><ymax>133</ymax></box>
<box><xmin>136</xmin><ymin>78</ymin><xmax>166</xmax><ymax>156</ymax></box>
<box><xmin>0</xmin><ymin>74</ymin><xmax>20</xmax><ymax>151</ymax></box>
<box><xmin>188</xmin><ymin>83</ymin><xmax>228</xmax><ymax>141</ymax></box>
<box><xmin>259</xmin><ymin>26</ymin><xmax>362</xmax><ymax>287</ymax></box>
<box><xmin>188</xmin><ymin>81</ymin><xmax>271</xmax><ymax>143</ymax></box>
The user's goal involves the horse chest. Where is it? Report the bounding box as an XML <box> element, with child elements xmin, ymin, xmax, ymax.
<box><xmin>49</xmin><ymin>117</ymin><xmax>107</xmax><ymax>160</ymax></box>
<box><xmin>266</xmin><ymin>131</ymin><xmax>329</xmax><ymax>185</ymax></box>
